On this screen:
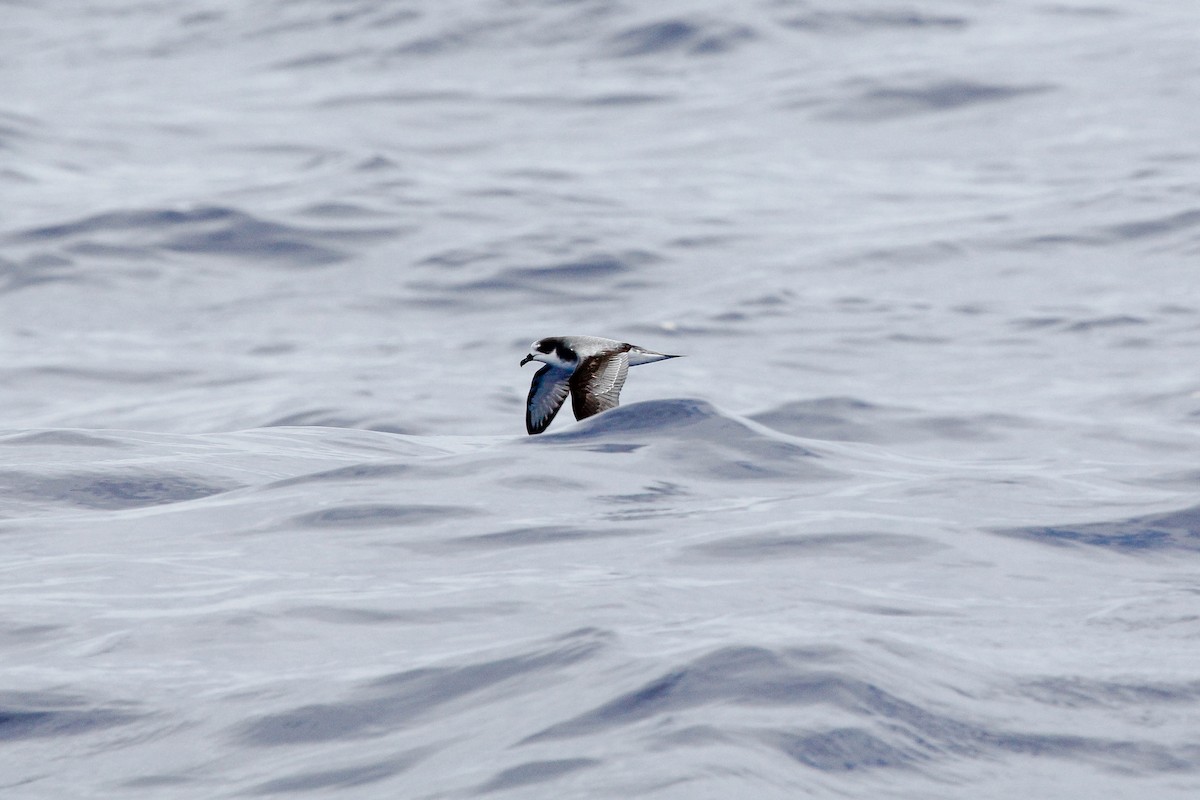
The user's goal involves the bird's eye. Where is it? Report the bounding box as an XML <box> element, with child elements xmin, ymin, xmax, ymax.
<box><xmin>537</xmin><ymin>341</ymin><xmax>553</xmax><ymax>353</ymax></box>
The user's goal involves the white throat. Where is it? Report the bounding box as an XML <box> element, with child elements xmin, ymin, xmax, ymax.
<box><xmin>530</xmin><ymin>351</ymin><xmax>575</xmax><ymax>370</ymax></box>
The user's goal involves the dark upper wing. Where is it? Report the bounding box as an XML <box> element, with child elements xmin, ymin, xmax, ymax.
<box><xmin>570</xmin><ymin>351</ymin><xmax>629</xmax><ymax>421</ymax></box>
<box><xmin>526</xmin><ymin>365</ymin><xmax>572</xmax><ymax>434</ymax></box>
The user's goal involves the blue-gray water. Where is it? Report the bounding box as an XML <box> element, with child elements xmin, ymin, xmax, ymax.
<box><xmin>4</xmin><ymin>1</ymin><xmax>1200</xmax><ymax>797</ymax></box>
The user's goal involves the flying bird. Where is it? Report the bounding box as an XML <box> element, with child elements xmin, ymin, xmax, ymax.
<box><xmin>519</xmin><ymin>335</ymin><xmax>681</xmax><ymax>435</ymax></box>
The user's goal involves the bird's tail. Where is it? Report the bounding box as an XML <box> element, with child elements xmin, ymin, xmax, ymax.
<box><xmin>627</xmin><ymin>347</ymin><xmax>683</xmax><ymax>366</ymax></box>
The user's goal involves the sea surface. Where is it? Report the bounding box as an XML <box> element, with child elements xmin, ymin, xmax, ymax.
<box><xmin>3</xmin><ymin>1</ymin><xmax>1200</xmax><ymax>797</ymax></box>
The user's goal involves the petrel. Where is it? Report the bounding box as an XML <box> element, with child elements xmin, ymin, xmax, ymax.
<box><xmin>519</xmin><ymin>335</ymin><xmax>681</xmax><ymax>435</ymax></box>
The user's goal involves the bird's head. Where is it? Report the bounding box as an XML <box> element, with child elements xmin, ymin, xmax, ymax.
<box><xmin>520</xmin><ymin>337</ymin><xmax>575</xmax><ymax>369</ymax></box>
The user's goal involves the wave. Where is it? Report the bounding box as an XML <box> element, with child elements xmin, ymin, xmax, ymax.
<box><xmin>607</xmin><ymin>18</ymin><xmax>757</xmax><ymax>57</ymax></box>
<box><xmin>995</xmin><ymin>503</ymin><xmax>1200</xmax><ymax>552</ymax></box>
<box><xmin>824</xmin><ymin>80</ymin><xmax>1054</xmax><ymax>121</ymax></box>
<box><xmin>0</xmin><ymin>468</ymin><xmax>235</xmax><ymax>513</ymax></box>
<box><xmin>520</xmin><ymin>644</ymin><xmax>1200</xmax><ymax>775</ymax></box>
<box><xmin>750</xmin><ymin>396</ymin><xmax>1033</xmax><ymax>444</ymax></box>
<box><xmin>0</xmin><ymin>690</ymin><xmax>142</xmax><ymax>741</ymax></box>
<box><xmin>11</xmin><ymin>205</ymin><xmax>398</xmax><ymax>269</ymax></box>
<box><xmin>235</xmin><ymin>628</ymin><xmax>610</xmax><ymax>746</ymax></box>
<box><xmin>532</xmin><ymin>398</ymin><xmax>833</xmax><ymax>482</ymax></box>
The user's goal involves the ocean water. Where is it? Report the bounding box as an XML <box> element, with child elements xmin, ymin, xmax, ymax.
<box><xmin>3</xmin><ymin>1</ymin><xmax>1200</xmax><ymax>797</ymax></box>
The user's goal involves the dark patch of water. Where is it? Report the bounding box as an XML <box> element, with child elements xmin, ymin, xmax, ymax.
<box><xmin>995</xmin><ymin>504</ymin><xmax>1200</xmax><ymax>552</ymax></box>
<box><xmin>766</xmin><ymin>727</ymin><xmax>918</xmax><ymax>771</ymax></box>
<box><xmin>452</xmin><ymin>525</ymin><xmax>653</xmax><ymax>548</ymax></box>
<box><xmin>460</xmin><ymin>252</ymin><xmax>653</xmax><ymax>294</ymax></box>
<box><xmin>687</xmin><ymin>531</ymin><xmax>939</xmax><ymax>561</ymax></box>
<box><xmin>0</xmin><ymin>253</ymin><xmax>88</xmax><ymax>293</ymax></box>
<box><xmin>1019</xmin><ymin>676</ymin><xmax>1200</xmax><ymax>709</ymax></box>
<box><xmin>0</xmin><ymin>471</ymin><xmax>234</xmax><ymax>510</ymax></box>
<box><xmin>247</xmin><ymin>748</ymin><xmax>431</xmax><ymax>795</ymax></box>
<box><xmin>827</xmin><ymin>80</ymin><xmax>1054</xmax><ymax>120</ymax></box>
<box><xmin>608</xmin><ymin>18</ymin><xmax>756</xmax><ymax>57</ymax></box>
<box><xmin>11</xmin><ymin>205</ymin><xmax>399</xmax><ymax>269</ymax></box>
<box><xmin>523</xmin><ymin>646</ymin><xmax>1200</xmax><ymax>774</ymax></box>
<box><xmin>268</xmin><ymin>463</ymin><xmax>412</xmax><ymax>490</ymax></box>
<box><xmin>286</xmin><ymin>603</ymin><xmax>520</xmax><ymax>626</ymax></box>
<box><xmin>0</xmin><ymin>692</ymin><xmax>140</xmax><ymax>740</ymax></box>
<box><xmin>779</xmin><ymin>9</ymin><xmax>970</xmax><ymax>32</ymax></box>
<box><xmin>236</xmin><ymin>629</ymin><xmax>607</xmax><ymax>746</ymax></box>
<box><xmin>476</xmin><ymin>758</ymin><xmax>601</xmax><ymax>793</ymax></box>
<box><xmin>521</xmin><ymin>647</ymin><xmax>852</xmax><ymax>741</ymax></box>
<box><xmin>292</xmin><ymin>504</ymin><xmax>479</xmax><ymax>528</ymax></box>
<box><xmin>1</xmin><ymin>430</ymin><xmax>126</xmax><ymax>448</ymax></box>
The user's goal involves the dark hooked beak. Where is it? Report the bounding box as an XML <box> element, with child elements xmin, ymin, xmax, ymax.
<box><xmin>520</xmin><ymin>354</ymin><xmax>533</xmax><ymax>366</ymax></box>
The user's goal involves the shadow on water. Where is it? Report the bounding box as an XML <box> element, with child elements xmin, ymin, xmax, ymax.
<box><xmin>994</xmin><ymin>504</ymin><xmax>1200</xmax><ymax>552</ymax></box>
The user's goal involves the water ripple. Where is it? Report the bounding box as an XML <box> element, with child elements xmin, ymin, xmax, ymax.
<box><xmin>0</xmin><ymin>692</ymin><xmax>141</xmax><ymax>741</ymax></box>
<box><xmin>996</xmin><ymin>504</ymin><xmax>1200</xmax><ymax>552</ymax></box>
<box><xmin>826</xmin><ymin>80</ymin><xmax>1055</xmax><ymax>120</ymax></box>
<box><xmin>608</xmin><ymin>18</ymin><xmax>757</xmax><ymax>57</ymax></box>
<box><xmin>236</xmin><ymin>629</ymin><xmax>608</xmax><ymax>746</ymax></box>
<box><xmin>11</xmin><ymin>206</ymin><xmax>399</xmax><ymax>268</ymax></box>
<box><xmin>0</xmin><ymin>470</ymin><xmax>234</xmax><ymax>511</ymax></box>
